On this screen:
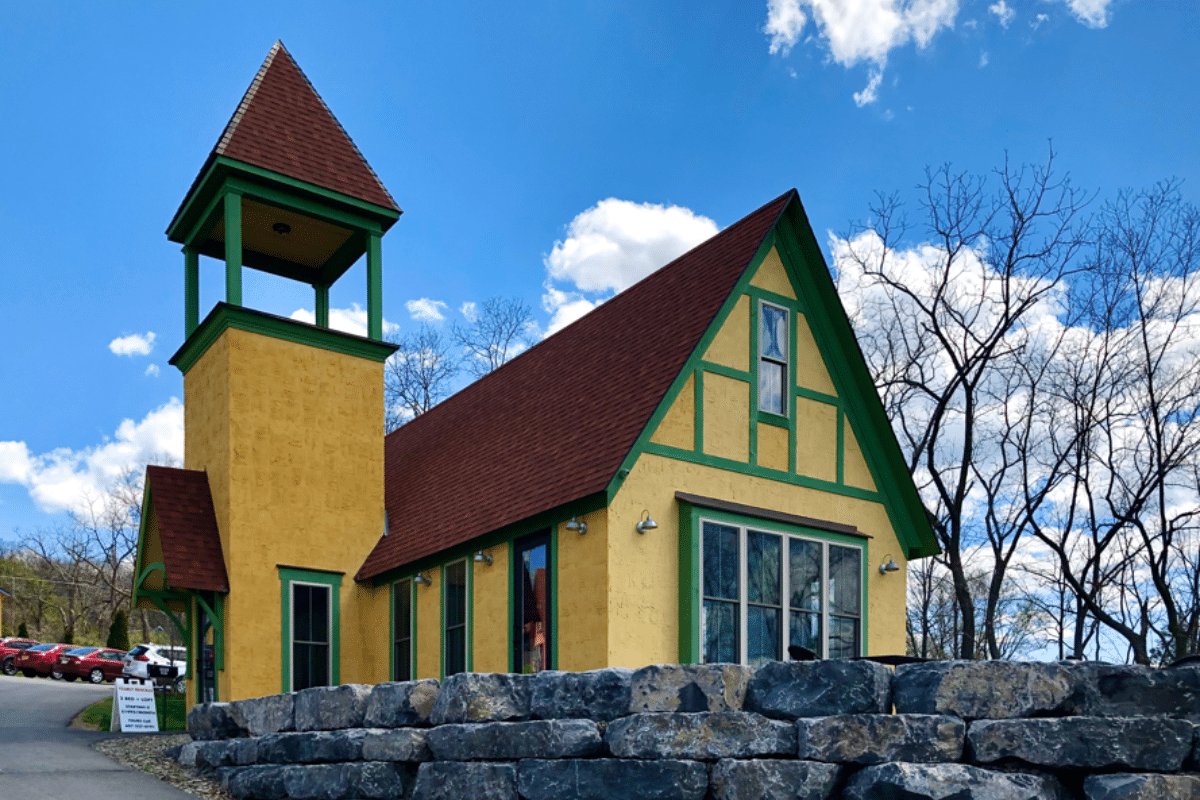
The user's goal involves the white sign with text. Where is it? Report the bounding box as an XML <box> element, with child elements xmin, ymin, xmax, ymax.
<box><xmin>112</xmin><ymin>678</ymin><xmax>159</xmax><ymax>733</ymax></box>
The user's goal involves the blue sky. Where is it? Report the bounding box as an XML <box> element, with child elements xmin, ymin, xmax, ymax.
<box><xmin>0</xmin><ymin>0</ymin><xmax>1197</xmax><ymax>542</ymax></box>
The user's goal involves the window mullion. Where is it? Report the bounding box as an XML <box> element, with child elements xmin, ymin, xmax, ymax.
<box><xmin>781</xmin><ymin>535</ymin><xmax>791</xmax><ymax>661</ymax></box>
<box><xmin>739</xmin><ymin>525</ymin><xmax>748</xmax><ymax>666</ymax></box>
<box><xmin>821</xmin><ymin>543</ymin><xmax>830</xmax><ymax>659</ymax></box>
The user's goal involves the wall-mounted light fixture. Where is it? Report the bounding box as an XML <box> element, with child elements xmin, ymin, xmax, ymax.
<box><xmin>565</xmin><ymin>517</ymin><xmax>588</xmax><ymax>535</ymax></box>
<box><xmin>413</xmin><ymin>573</ymin><xmax>432</xmax><ymax>586</ymax></box>
<box><xmin>473</xmin><ymin>551</ymin><xmax>493</xmax><ymax>566</ymax></box>
<box><xmin>636</xmin><ymin>510</ymin><xmax>658</xmax><ymax>535</ymax></box>
<box><xmin>879</xmin><ymin>555</ymin><xmax>900</xmax><ymax>575</ymax></box>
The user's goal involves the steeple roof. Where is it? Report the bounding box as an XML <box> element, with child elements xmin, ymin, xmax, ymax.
<box><xmin>207</xmin><ymin>41</ymin><xmax>397</xmax><ymax>211</ymax></box>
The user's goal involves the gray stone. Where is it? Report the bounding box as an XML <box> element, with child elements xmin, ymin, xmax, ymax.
<box><xmin>411</xmin><ymin>762</ymin><xmax>518</xmax><ymax>800</ymax></box>
<box><xmin>1066</xmin><ymin>663</ymin><xmax>1200</xmax><ymax>721</ymax></box>
<box><xmin>426</xmin><ymin>719</ymin><xmax>603</xmax><ymax>760</ymax></box>
<box><xmin>709</xmin><ymin>759</ymin><xmax>844</xmax><ymax>800</ymax></box>
<box><xmin>428</xmin><ymin>672</ymin><xmax>535</xmax><ymax>724</ymax></box>
<box><xmin>1191</xmin><ymin>724</ymin><xmax>1200</xmax><ymax>770</ymax></box>
<box><xmin>281</xmin><ymin>762</ymin><xmax>412</xmax><ymax>800</ymax></box>
<box><xmin>630</xmin><ymin>663</ymin><xmax>752</xmax><ymax>713</ymax></box>
<box><xmin>227</xmin><ymin>764</ymin><xmax>291</xmax><ymax>800</ymax></box>
<box><xmin>606</xmin><ymin>711</ymin><xmax>795</xmax><ymax>760</ymax></box>
<box><xmin>348</xmin><ymin>761</ymin><xmax>417</xmax><ymax>799</ymax></box>
<box><xmin>796</xmin><ymin>713</ymin><xmax>964</xmax><ymax>764</ymax></box>
<box><xmin>841</xmin><ymin>762</ymin><xmax>1067</xmax><ymax>800</ymax></box>
<box><xmin>256</xmin><ymin>729</ymin><xmax>368</xmax><ymax>764</ymax></box>
<box><xmin>177</xmin><ymin>740</ymin><xmax>201</xmax><ymax>768</ymax></box>
<box><xmin>894</xmin><ymin>661</ymin><xmax>1074</xmax><ymax>720</ymax></box>
<box><xmin>293</xmin><ymin>684</ymin><xmax>373</xmax><ymax>732</ymax></box>
<box><xmin>517</xmin><ymin>759</ymin><xmax>708</xmax><ymax>800</ymax></box>
<box><xmin>1083</xmin><ymin>774</ymin><xmax>1200</xmax><ymax>800</ymax></box>
<box><xmin>362</xmin><ymin>727</ymin><xmax>432</xmax><ymax>762</ymax></box>
<box><xmin>196</xmin><ymin>738</ymin><xmax>260</xmax><ymax>769</ymax></box>
<box><xmin>531</xmin><ymin>668</ymin><xmax>633</xmax><ymax>721</ymax></box>
<box><xmin>230</xmin><ymin>693</ymin><xmax>295</xmax><ymax>736</ymax></box>
<box><xmin>968</xmin><ymin>716</ymin><xmax>1194</xmax><ymax>771</ymax></box>
<box><xmin>364</xmin><ymin>679</ymin><xmax>440</xmax><ymax>727</ymax></box>
<box><xmin>188</xmin><ymin>701</ymin><xmax>246</xmax><ymax>740</ymax></box>
<box><xmin>745</xmin><ymin>660</ymin><xmax>892</xmax><ymax>719</ymax></box>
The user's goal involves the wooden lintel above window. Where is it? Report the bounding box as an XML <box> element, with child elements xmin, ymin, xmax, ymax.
<box><xmin>674</xmin><ymin>492</ymin><xmax>870</xmax><ymax>539</ymax></box>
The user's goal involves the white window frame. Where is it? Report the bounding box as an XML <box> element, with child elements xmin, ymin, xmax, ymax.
<box><xmin>697</xmin><ymin>516</ymin><xmax>863</xmax><ymax>664</ymax></box>
<box><xmin>290</xmin><ymin>580</ymin><xmax>333</xmax><ymax>691</ymax></box>
<box><xmin>757</xmin><ymin>300</ymin><xmax>790</xmax><ymax>416</ymax></box>
<box><xmin>442</xmin><ymin>559</ymin><xmax>470</xmax><ymax>678</ymax></box>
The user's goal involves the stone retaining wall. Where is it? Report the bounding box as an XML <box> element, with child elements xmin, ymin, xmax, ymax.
<box><xmin>180</xmin><ymin>660</ymin><xmax>1200</xmax><ymax>800</ymax></box>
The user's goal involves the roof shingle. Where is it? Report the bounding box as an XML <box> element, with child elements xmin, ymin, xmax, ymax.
<box><xmin>357</xmin><ymin>191</ymin><xmax>794</xmax><ymax>580</ymax></box>
<box><xmin>146</xmin><ymin>466</ymin><xmax>229</xmax><ymax>593</ymax></box>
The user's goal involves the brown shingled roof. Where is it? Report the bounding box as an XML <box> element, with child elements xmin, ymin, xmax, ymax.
<box><xmin>357</xmin><ymin>191</ymin><xmax>794</xmax><ymax>581</ymax></box>
<box><xmin>211</xmin><ymin>41</ymin><xmax>397</xmax><ymax>211</ymax></box>
<box><xmin>146</xmin><ymin>466</ymin><xmax>229</xmax><ymax>593</ymax></box>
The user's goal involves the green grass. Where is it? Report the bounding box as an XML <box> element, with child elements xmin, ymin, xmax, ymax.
<box><xmin>77</xmin><ymin>692</ymin><xmax>187</xmax><ymax>732</ymax></box>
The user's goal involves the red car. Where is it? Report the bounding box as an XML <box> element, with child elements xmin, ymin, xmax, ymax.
<box><xmin>1</xmin><ymin>638</ymin><xmax>40</xmax><ymax>676</ymax></box>
<box><xmin>14</xmin><ymin>643</ymin><xmax>72</xmax><ymax>678</ymax></box>
<box><xmin>57</xmin><ymin>647</ymin><xmax>127</xmax><ymax>683</ymax></box>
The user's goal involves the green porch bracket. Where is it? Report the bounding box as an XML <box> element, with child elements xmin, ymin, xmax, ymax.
<box><xmin>366</xmin><ymin>231</ymin><xmax>382</xmax><ymax>340</ymax></box>
<box><xmin>142</xmin><ymin>590</ymin><xmax>192</xmax><ymax>645</ymax></box>
<box><xmin>133</xmin><ymin>562</ymin><xmax>167</xmax><ymax>604</ymax></box>
<box><xmin>315</xmin><ymin>284</ymin><xmax>329</xmax><ymax>328</ymax></box>
<box><xmin>224</xmin><ymin>191</ymin><xmax>243</xmax><ymax>306</ymax></box>
<box><xmin>193</xmin><ymin>591</ymin><xmax>226</xmax><ymax>672</ymax></box>
<box><xmin>184</xmin><ymin>248</ymin><xmax>200</xmax><ymax>337</ymax></box>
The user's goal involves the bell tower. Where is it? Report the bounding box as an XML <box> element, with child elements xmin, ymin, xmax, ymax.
<box><xmin>165</xmin><ymin>42</ymin><xmax>400</xmax><ymax>703</ymax></box>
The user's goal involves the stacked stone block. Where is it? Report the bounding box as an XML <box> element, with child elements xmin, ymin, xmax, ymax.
<box><xmin>182</xmin><ymin>661</ymin><xmax>1200</xmax><ymax>800</ymax></box>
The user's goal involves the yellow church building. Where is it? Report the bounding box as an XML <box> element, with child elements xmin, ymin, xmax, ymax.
<box><xmin>132</xmin><ymin>42</ymin><xmax>938</xmax><ymax>706</ymax></box>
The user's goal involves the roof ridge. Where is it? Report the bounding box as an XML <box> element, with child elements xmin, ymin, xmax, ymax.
<box><xmin>214</xmin><ymin>41</ymin><xmax>281</xmax><ymax>157</ymax></box>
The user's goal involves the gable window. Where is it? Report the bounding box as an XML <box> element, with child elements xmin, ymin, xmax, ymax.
<box><xmin>443</xmin><ymin>560</ymin><xmax>468</xmax><ymax>677</ymax></box>
<box><xmin>758</xmin><ymin>302</ymin><xmax>789</xmax><ymax>415</ymax></box>
<box><xmin>700</xmin><ymin>518</ymin><xmax>861</xmax><ymax>664</ymax></box>
<box><xmin>393</xmin><ymin>578</ymin><xmax>413</xmax><ymax>681</ymax></box>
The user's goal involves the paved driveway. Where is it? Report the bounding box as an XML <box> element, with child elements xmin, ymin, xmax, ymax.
<box><xmin>0</xmin><ymin>674</ymin><xmax>192</xmax><ymax>798</ymax></box>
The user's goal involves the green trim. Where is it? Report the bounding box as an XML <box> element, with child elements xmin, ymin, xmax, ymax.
<box><xmin>170</xmin><ymin>303</ymin><xmax>398</xmax><ymax>375</ymax></box>
<box><xmin>388</xmin><ymin>578</ymin><xmax>394</xmax><ymax>680</ymax></box>
<box><xmin>794</xmin><ymin>385</ymin><xmax>839</xmax><ymax>405</ymax></box>
<box><xmin>223</xmin><ymin>192</ymin><xmax>243</xmax><ymax>306</ymax></box>
<box><xmin>677</xmin><ymin>502</ymin><xmax>700</xmax><ymax>664</ymax></box>
<box><xmin>468</xmin><ymin>560</ymin><xmax>475</xmax><ymax>673</ymax></box>
<box><xmin>389</xmin><ymin>577</ymin><xmax>417</xmax><ymax>681</ymax></box>
<box><xmin>278</xmin><ymin>567</ymin><xmax>343</xmax><ymax>693</ymax></box>
<box><xmin>439</xmin><ymin>565</ymin><xmax>446</xmax><ymax>680</ymax></box>
<box><xmin>367</xmin><ymin>232</ymin><xmax>383</xmax><ymax>341</ymax></box>
<box><xmin>758</xmin><ymin>411</ymin><xmax>789</xmax><ymax>429</ymax></box>
<box><xmin>315</xmin><ymin>284</ymin><xmax>329</xmax><ymax>328</ymax></box>
<box><xmin>134</xmin><ymin>562</ymin><xmax>167</xmax><ymax>593</ymax></box>
<box><xmin>836</xmin><ymin>409</ymin><xmax>845</xmax><ymax>485</ymax></box>
<box><xmin>699</xmin><ymin>361</ymin><xmax>751</xmax><ymax>382</ymax></box>
<box><xmin>132</xmin><ymin>483</ymin><xmax>152</xmax><ymax>607</ymax></box>
<box><xmin>225</xmin><ymin>176</ymin><xmax>385</xmax><ymax>237</ymax></box>
<box><xmin>410</xmin><ymin>580</ymin><xmax>417</xmax><ymax>681</ymax></box>
<box><xmin>644</xmin><ymin>442</ymin><xmax>881</xmax><ymax>502</ymax></box>
<box><xmin>143</xmin><ymin>591</ymin><xmax>191</xmax><ymax>643</ymax></box>
<box><xmin>194</xmin><ymin>592</ymin><xmax>224</xmax><ymax>672</ymax></box>
<box><xmin>184</xmin><ymin>248</ymin><xmax>200</xmax><ymax>337</ymax></box>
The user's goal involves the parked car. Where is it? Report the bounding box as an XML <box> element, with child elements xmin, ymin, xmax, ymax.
<box><xmin>123</xmin><ymin>644</ymin><xmax>188</xmax><ymax>693</ymax></box>
<box><xmin>0</xmin><ymin>638</ymin><xmax>39</xmax><ymax>676</ymax></box>
<box><xmin>58</xmin><ymin>647</ymin><xmax>127</xmax><ymax>683</ymax></box>
<box><xmin>13</xmin><ymin>643</ymin><xmax>72</xmax><ymax>678</ymax></box>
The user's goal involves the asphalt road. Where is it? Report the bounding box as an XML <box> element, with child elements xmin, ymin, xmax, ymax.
<box><xmin>0</xmin><ymin>674</ymin><xmax>192</xmax><ymax>798</ymax></box>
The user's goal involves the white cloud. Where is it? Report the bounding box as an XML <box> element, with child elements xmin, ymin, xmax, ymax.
<box><xmin>405</xmin><ymin>298</ymin><xmax>449</xmax><ymax>322</ymax></box>
<box><xmin>541</xmin><ymin>285</ymin><xmax>601</xmax><ymax>338</ymax></box>
<box><xmin>545</xmin><ymin>199</ymin><xmax>718</xmax><ymax>295</ymax></box>
<box><xmin>1055</xmin><ymin>0</ymin><xmax>1110</xmax><ymax>28</ymax></box>
<box><xmin>109</xmin><ymin>332</ymin><xmax>156</xmax><ymax>356</ymax></box>
<box><xmin>459</xmin><ymin>301</ymin><xmax>478</xmax><ymax>322</ymax></box>
<box><xmin>289</xmin><ymin>304</ymin><xmax>399</xmax><ymax>337</ymax></box>
<box><xmin>0</xmin><ymin>399</ymin><xmax>184</xmax><ymax>516</ymax></box>
<box><xmin>144</xmin><ymin>364</ymin><xmax>160</xmax><ymax>378</ymax></box>
<box><xmin>854</xmin><ymin>70</ymin><xmax>884</xmax><ymax>106</ymax></box>
<box><xmin>1032</xmin><ymin>12</ymin><xmax>1050</xmax><ymax>29</ymax></box>
<box><xmin>764</xmin><ymin>0</ymin><xmax>808</xmax><ymax>55</ymax></box>
<box><xmin>979</xmin><ymin>51</ymin><xmax>989</xmax><ymax>67</ymax></box>
<box><xmin>989</xmin><ymin>0</ymin><xmax>1015</xmax><ymax>27</ymax></box>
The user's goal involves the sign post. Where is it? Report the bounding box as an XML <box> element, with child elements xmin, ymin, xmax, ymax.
<box><xmin>110</xmin><ymin>678</ymin><xmax>160</xmax><ymax>733</ymax></box>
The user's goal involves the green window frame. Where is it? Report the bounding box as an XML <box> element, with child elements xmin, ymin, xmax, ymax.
<box><xmin>442</xmin><ymin>560</ymin><xmax>469</xmax><ymax>678</ymax></box>
<box><xmin>278</xmin><ymin>567</ymin><xmax>341</xmax><ymax>693</ymax></box>
<box><xmin>392</xmin><ymin>578</ymin><xmax>415</xmax><ymax>682</ymax></box>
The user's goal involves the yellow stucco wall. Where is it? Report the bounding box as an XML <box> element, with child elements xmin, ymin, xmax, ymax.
<box><xmin>650</xmin><ymin>375</ymin><xmax>695</xmax><ymax>451</ymax></box>
<box><xmin>702</xmin><ymin>373</ymin><xmax>749</xmax><ymax>462</ymax></box>
<box><xmin>795</xmin><ymin>313</ymin><xmax>837</xmax><ymax>397</ymax></box>
<box><xmin>843</xmin><ymin>422</ymin><xmax>878</xmax><ymax>492</ymax></box>
<box><xmin>794</xmin><ymin>397</ymin><xmax>838</xmax><ymax>483</ymax></box>
<box><xmin>414</xmin><ymin>568</ymin><xmax>442</xmax><ymax>680</ymax></box>
<box><xmin>555</xmin><ymin>512</ymin><xmax>610</xmax><ymax>671</ymax></box>
<box><xmin>184</xmin><ymin>326</ymin><xmax>388</xmax><ymax>701</ymax></box>
<box><xmin>703</xmin><ymin>295</ymin><xmax>749</xmax><ymax>371</ymax></box>
<box><xmin>472</xmin><ymin>544</ymin><xmax>510</xmax><ymax>673</ymax></box>
<box><xmin>756</xmin><ymin>422</ymin><xmax>789</xmax><ymax>472</ymax></box>
<box><xmin>749</xmin><ymin>247</ymin><xmax>797</xmax><ymax>299</ymax></box>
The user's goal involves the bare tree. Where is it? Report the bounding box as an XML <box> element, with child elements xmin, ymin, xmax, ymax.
<box><xmin>452</xmin><ymin>297</ymin><xmax>534</xmax><ymax>378</ymax></box>
<box><xmin>384</xmin><ymin>325</ymin><xmax>460</xmax><ymax>432</ymax></box>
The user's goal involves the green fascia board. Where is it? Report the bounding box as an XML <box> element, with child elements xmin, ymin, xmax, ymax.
<box><xmin>170</xmin><ymin>302</ymin><xmax>398</xmax><ymax>375</ymax></box>
<box><xmin>132</xmin><ymin>481</ymin><xmax>153</xmax><ymax>605</ymax></box>
<box><xmin>362</xmin><ymin>492</ymin><xmax>607</xmax><ymax>588</ymax></box>
<box><xmin>606</xmin><ymin>193</ymin><xmax>938</xmax><ymax>560</ymax></box>
<box><xmin>168</xmin><ymin>155</ymin><xmax>399</xmax><ymax>243</ymax></box>
<box><xmin>772</xmin><ymin>200</ymin><xmax>939</xmax><ymax>559</ymax></box>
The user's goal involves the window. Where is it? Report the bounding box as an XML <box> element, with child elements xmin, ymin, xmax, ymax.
<box><xmin>758</xmin><ymin>301</ymin><xmax>789</xmax><ymax>415</ymax></box>
<box><xmin>513</xmin><ymin>530</ymin><xmax>552</xmax><ymax>673</ymax></box>
<box><xmin>292</xmin><ymin>583</ymin><xmax>330</xmax><ymax>691</ymax></box>
<box><xmin>393</xmin><ymin>578</ymin><xmax>413</xmax><ymax>681</ymax></box>
<box><xmin>700</xmin><ymin>518</ymin><xmax>861</xmax><ymax>664</ymax></box>
<box><xmin>443</xmin><ymin>561</ymin><xmax>468</xmax><ymax>677</ymax></box>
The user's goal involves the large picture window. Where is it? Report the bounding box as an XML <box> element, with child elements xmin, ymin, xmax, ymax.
<box><xmin>700</xmin><ymin>518</ymin><xmax>861</xmax><ymax>664</ymax></box>
<box><xmin>393</xmin><ymin>578</ymin><xmax>413</xmax><ymax>682</ymax></box>
<box><xmin>758</xmin><ymin>301</ymin><xmax>789</xmax><ymax>415</ymax></box>
<box><xmin>443</xmin><ymin>560</ymin><xmax>468</xmax><ymax>677</ymax></box>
